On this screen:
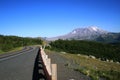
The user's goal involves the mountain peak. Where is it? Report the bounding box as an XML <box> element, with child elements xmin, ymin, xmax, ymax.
<box><xmin>71</xmin><ymin>26</ymin><xmax>107</xmax><ymax>33</ymax></box>
<box><xmin>88</xmin><ymin>26</ymin><xmax>100</xmax><ymax>31</ymax></box>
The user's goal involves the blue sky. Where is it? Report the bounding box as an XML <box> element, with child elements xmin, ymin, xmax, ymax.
<box><xmin>0</xmin><ymin>0</ymin><xmax>120</xmax><ymax>37</ymax></box>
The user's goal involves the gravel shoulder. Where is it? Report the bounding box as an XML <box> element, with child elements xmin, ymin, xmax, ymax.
<box><xmin>45</xmin><ymin>50</ymin><xmax>91</xmax><ymax>80</ymax></box>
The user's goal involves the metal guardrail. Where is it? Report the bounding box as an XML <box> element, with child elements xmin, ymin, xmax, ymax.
<box><xmin>39</xmin><ymin>47</ymin><xmax>57</xmax><ymax>80</ymax></box>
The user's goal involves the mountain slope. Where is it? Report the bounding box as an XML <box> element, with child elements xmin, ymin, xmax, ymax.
<box><xmin>95</xmin><ymin>33</ymin><xmax>120</xmax><ymax>43</ymax></box>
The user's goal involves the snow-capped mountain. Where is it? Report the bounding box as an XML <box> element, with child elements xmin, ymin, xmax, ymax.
<box><xmin>47</xmin><ymin>26</ymin><xmax>120</xmax><ymax>43</ymax></box>
<box><xmin>69</xmin><ymin>26</ymin><xmax>108</xmax><ymax>37</ymax></box>
<box><xmin>47</xmin><ymin>26</ymin><xmax>108</xmax><ymax>40</ymax></box>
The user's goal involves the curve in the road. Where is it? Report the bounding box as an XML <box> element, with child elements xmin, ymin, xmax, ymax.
<box><xmin>0</xmin><ymin>47</ymin><xmax>34</xmax><ymax>61</ymax></box>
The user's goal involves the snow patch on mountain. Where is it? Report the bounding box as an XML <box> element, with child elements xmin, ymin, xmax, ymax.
<box><xmin>90</xmin><ymin>27</ymin><xmax>98</xmax><ymax>31</ymax></box>
<box><xmin>72</xmin><ymin>30</ymin><xmax>77</xmax><ymax>34</ymax></box>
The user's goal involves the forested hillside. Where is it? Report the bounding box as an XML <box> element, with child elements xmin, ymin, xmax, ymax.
<box><xmin>49</xmin><ymin>39</ymin><xmax>120</xmax><ymax>62</ymax></box>
<box><xmin>0</xmin><ymin>35</ymin><xmax>42</xmax><ymax>52</ymax></box>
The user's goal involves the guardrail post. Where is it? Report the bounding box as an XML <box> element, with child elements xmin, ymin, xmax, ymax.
<box><xmin>52</xmin><ymin>64</ymin><xmax>57</xmax><ymax>80</ymax></box>
<box><xmin>47</xmin><ymin>58</ymin><xmax>52</xmax><ymax>75</ymax></box>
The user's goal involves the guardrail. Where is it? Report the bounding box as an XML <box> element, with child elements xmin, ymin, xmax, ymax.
<box><xmin>39</xmin><ymin>47</ymin><xmax>57</xmax><ymax>80</ymax></box>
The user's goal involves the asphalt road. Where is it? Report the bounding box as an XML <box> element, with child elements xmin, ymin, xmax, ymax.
<box><xmin>0</xmin><ymin>47</ymin><xmax>39</xmax><ymax>80</ymax></box>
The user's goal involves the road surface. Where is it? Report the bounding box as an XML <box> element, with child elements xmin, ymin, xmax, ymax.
<box><xmin>0</xmin><ymin>47</ymin><xmax>39</xmax><ymax>80</ymax></box>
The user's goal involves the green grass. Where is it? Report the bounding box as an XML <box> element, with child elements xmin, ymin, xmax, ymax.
<box><xmin>0</xmin><ymin>50</ymin><xmax>4</xmax><ymax>54</ymax></box>
<box><xmin>0</xmin><ymin>47</ymin><xmax>23</xmax><ymax>55</ymax></box>
<box><xmin>46</xmin><ymin>50</ymin><xmax>120</xmax><ymax>80</ymax></box>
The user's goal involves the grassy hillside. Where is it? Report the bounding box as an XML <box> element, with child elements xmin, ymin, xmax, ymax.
<box><xmin>49</xmin><ymin>39</ymin><xmax>120</xmax><ymax>62</ymax></box>
<box><xmin>0</xmin><ymin>35</ymin><xmax>42</xmax><ymax>53</ymax></box>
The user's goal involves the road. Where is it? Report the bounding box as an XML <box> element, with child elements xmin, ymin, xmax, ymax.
<box><xmin>0</xmin><ymin>47</ymin><xmax>39</xmax><ymax>80</ymax></box>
